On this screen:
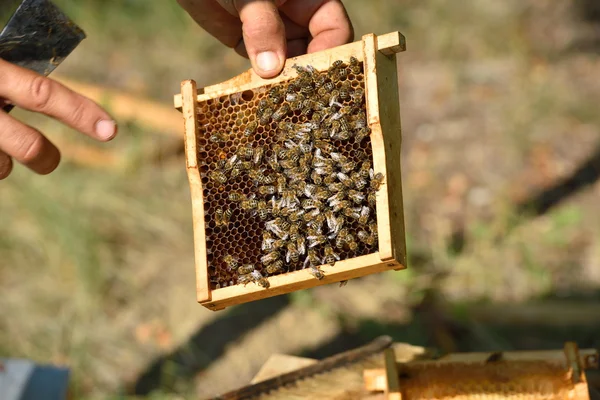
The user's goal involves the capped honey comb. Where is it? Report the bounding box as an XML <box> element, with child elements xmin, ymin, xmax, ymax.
<box><xmin>175</xmin><ymin>32</ymin><xmax>408</xmax><ymax>311</ymax></box>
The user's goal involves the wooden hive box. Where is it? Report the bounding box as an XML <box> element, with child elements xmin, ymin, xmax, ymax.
<box><xmin>174</xmin><ymin>32</ymin><xmax>407</xmax><ymax>311</ymax></box>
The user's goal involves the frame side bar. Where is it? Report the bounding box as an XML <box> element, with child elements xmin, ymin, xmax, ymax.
<box><xmin>181</xmin><ymin>80</ymin><xmax>211</xmax><ymax>303</ymax></box>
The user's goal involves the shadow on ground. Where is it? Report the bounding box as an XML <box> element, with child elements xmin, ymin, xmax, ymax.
<box><xmin>128</xmin><ymin>295</ymin><xmax>291</xmax><ymax>395</ymax></box>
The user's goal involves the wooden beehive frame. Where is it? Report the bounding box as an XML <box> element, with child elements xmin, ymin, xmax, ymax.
<box><xmin>174</xmin><ymin>32</ymin><xmax>407</xmax><ymax>311</ymax></box>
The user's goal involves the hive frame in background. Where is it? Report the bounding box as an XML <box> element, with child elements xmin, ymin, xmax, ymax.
<box><xmin>174</xmin><ymin>32</ymin><xmax>407</xmax><ymax>311</ymax></box>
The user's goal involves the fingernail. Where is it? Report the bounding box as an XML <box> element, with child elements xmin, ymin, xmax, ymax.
<box><xmin>256</xmin><ymin>51</ymin><xmax>280</xmax><ymax>73</ymax></box>
<box><xmin>95</xmin><ymin>119</ymin><xmax>117</xmax><ymax>140</ymax></box>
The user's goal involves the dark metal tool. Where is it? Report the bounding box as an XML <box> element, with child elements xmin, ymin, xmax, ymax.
<box><xmin>0</xmin><ymin>0</ymin><xmax>86</xmax><ymax>113</ymax></box>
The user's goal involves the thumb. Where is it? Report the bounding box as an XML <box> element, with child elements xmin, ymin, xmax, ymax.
<box><xmin>235</xmin><ymin>0</ymin><xmax>287</xmax><ymax>78</ymax></box>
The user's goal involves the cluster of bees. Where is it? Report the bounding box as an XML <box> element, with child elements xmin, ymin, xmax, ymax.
<box><xmin>208</xmin><ymin>57</ymin><xmax>383</xmax><ymax>289</ymax></box>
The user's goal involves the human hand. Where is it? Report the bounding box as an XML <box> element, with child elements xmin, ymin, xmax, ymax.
<box><xmin>177</xmin><ymin>0</ymin><xmax>354</xmax><ymax>78</ymax></box>
<box><xmin>0</xmin><ymin>58</ymin><xmax>117</xmax><ymax>180</ymax></box>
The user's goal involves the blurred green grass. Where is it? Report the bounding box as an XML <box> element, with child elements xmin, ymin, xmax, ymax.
<box><xmin>1</xmin><ymin>0</ymin><xmax>600</xmax><ymax>398</ymax></box>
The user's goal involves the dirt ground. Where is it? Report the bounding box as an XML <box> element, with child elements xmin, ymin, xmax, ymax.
<box><xmin>1</xmin><ymin>1</ymin><xmax>600</xmax><ymax>399</ymax></box>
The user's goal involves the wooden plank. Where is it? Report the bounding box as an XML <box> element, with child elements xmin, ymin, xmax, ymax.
<box><xmin>56</xmin><ymin>76</ymin><xmax>182</xmax><ymax>137</ymax></box>
<box><xmin>180</xmin><ymin>80</ymin><xmax>210</xmax><ymax>303</ymax></box>
<box><xmin>364</xmin><ymin>33</ymin><xmax>407</xmax><ymax>266</ymax></box>
<box><xmin>201</xmin><ymin>253</ymin><xmax>401</xmax><ymax>310</ymax></box>
<box><xmin>377</xmin><ymin>32</ymin><xmax>406</xmax><ymax>57</ymax></box>
<box><xmin>173</xmin><ymin>32</ymin><xmax>405</xmax><ymax>110</ymax></box>
<box><xmin>364</xmin><ymin>368</ymin><xmax>386</xmax><ymax>392</ymax></box>
<box><xmin>251</xmin><ymin>354</ymin><xmax>317</xmax><ymax>384</ymax></box>
<box><xmin>383</xmin><ymin>348</ymin><xmax>402</xmax><ymax>400</ymax></box>
<box><xmin>363</xmin><ymin>34</ymin><xmax>393</xmax><ymax>263</ymax></box>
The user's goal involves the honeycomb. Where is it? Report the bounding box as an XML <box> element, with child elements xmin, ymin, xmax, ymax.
<box><xmin>196</xmin><ymin>59</ymin><xmax>379</xmax><ymax>289</ymax></box>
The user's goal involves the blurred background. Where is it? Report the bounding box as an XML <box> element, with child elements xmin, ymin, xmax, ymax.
<box><xmin>1</xmin><ymin>0</ymin><xmax>600</xmax><ymax>398</ymax></box>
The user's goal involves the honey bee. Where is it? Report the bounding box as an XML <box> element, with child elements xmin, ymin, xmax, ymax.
<box><xmin>238</xmin><ymin>273</ymin><xmax>254</xmax><ymax>285</ymax></box>
<box><xmin>281</xmin><ymin>189</ymin><xmax>299</xmax><ymax>209</ymax></box>
<box><xmin>369</xmin><ymin>221</ymin><xmax>378</xmax><ymax>239</ymax></box>
<box><xmin>343</xmin><ymin>205</ymin><xmax>361</xmax><ymax>220</ymax></box>
<box><xmin>262</xmin><ymin>231</ymin><xmax>275</xmax><ymax>251</ymax></box>
<box><xmin>308</xmin><ymin>214</ymin><xmax>326</xmax><ymax>233</ymax></box>
<box><xmin>290</xmin><ymin>99</ymin><xmax>302</xmax><ymax>112</ymax></box>
<box><xmin>302</xmin><ymin>208</ymin><xmax>321</xmax><ymax>223</ymax></box>
<box><xmin>256</xmin><ymin>200</ymin><xmax>271</xmax><ymax>220</ymax></box>
<box><xmin>323</xmin><ymin>80</ymin><xmax>336</xmax><ymax>92</ymax></box>
<box><xmin>370</xmin><ymin>171</ymin><xmax>385</xmax><ymax>190</ymax></box>
<box><xmin>240</xmin><ymin>197</ymin><xmax>259</xmax><ymax>211</ymax></box>
<box><xmin>266</xmin><ymin>260</ymin><xmax>284</xmax><ymax>274</ymax></box>
<box><xmin>259</xmin><ymin>108</ymin><xmax>274</xmax><ymax>125</ymax></box>
<box><xmin>301</xmin><ymin>99</ymin><xmax>315</xmax><ymax>115</ymax></box>
<box><xmin>257</xmin><ymin>98</ymin><xmax>270</xmax><ymax>116</ymax></box>
<box><xmin>288</xmin><ymin>209</ymin><xmax>305</xmax><ymax>222</ymax></box>
<box><xmin>315</xmin><ymin>140</ymin><xmax>335</xmax><ymax>154</ymax></box>
<box><xmin>241</xmin><ymin>160</ymin><xmax>254</xmax><ymax>170</ymax></box>
<box><xmin>307</xmin><ymin>265</ymin><xmax>324</xmax><ymax>280</ymax></box>
<box><xmin>323</xmin><ymin>245</ymin><xmax>340</xmax><ymax>266</ymax></box>
<box><xmin>349</xmin><ymin>56</ymin><xmax>361</xmax><ymax>73</ymax></box>
<box><xmin>304</xmin><ymin>248</ymin><xmax>320</xmax><ymax>267</ymax></box>
<box><xmin>327</xmin><ymin>182</ymin><xmax>344</xmax><ymax>193</ymax></box>
<box><xmin>237</xmin><ymin>264</ymin><xmax>255</xmax><ymax>275</ymax></box>
<box><xmin>228</xmin><ymin>191</ymin><xmax>245</xmax><ymax>202</ymax></box>
<box><xmin>346</xmin><ymin>234</ymin><xmax>359</xmax><ymax>251</ymax></box>
<box><xmin>209</xmin><ymin>132</ymin><xmax>227</xmax><ymax>143</ymax></box>
<box><xmin>237</xmin><ymin>144</ymin><xmax>254</xmax><ymax>160</ymax></box>
<box><xmin>347</xmin><ymin>189</ymin><xmax>365</xmax><ymax>204</ymax></box>
<box><xmin>353</xmin><ymin>115</ymin><xmax>367</xmax><ymax>130</ymax></box>
<box><xmin>358</xmin><ymin>230</ymin><xmax>376</xmax><ymax>246</ymax></box>
<box><xmin>313</xmin><ymin>186</ymin><xmax>331</xmax><ymax>201</ymax></box>
<box><xmin>338</xmin><ymin>67</ymin><xmax>348</xmax><ymax>79</ymax></box>
<box><xmin>215</xmin><ymin>207</ymin><xmax>232</xmax><ymax>227</ymax></box>
<box><xmin>355</xmin><ymin>127</ymin><xmax>371</xmax><ymax>143</ymax></box>
<box><xmin>351</xmin><ymin>172</ymin><xmax>368</xmax><ymax>190</ymax></box>
<box><xmin>337</xmin><ymin>172</ymin><xmax>353</xmax><ymax>188</ymax></box>
<box><xmin>286</xmin><ymin>91</ymin><xmax>300</xmax><ymax>102</ymax></box>
<box><xmin>328</xmin><ymin>60</ymin><xmax>344</xmax><ymax>77</ymax></box>
<box><xmin>297</xmin><ymin>236</ymin><xmax>306</xmax><ymax>256</ymax></box>
<box><xmin>223</xmin><ymin>254</ymin><xmax>239</xmax><ymax>271</ymax></box>
<box><xmin>292</xmin><ymin>64</ymin><xmax>307</xmax><ymax>75</ymax></box>
<box><xmin>266</xmin><ymin>218</ymin><xmax>291</xmax><ymax>240</ymax></box>
<box><xmin>323</xmin><ymin>174</ymin><xmax>337</xmax><ymax>185</ymax></box>
<box><xmin>340</xmin><ymin>160</ymin><xmax>357</xmax><ymax>174</ymax></box>
<box><xmin>339</xmin><ymin>84</ymin><xmax>351</xmax><ymax>100</ymax></box>
<box><xmin>335</xmin><ymin>228</ymin><xmax>347</xmax><ymax>248</ymax></box>
<box><xmin>251</xmin><ymin>270</ymin><xmax>270</xmax><ymax>288</ymax></box>
<box><xmin>286</xmin><ymin>242</ymin><xmax>300</xmax><ymax>264</ymax></box>
<box><xmin>358</xmin><ymin>206</ymin><xmax>372</xmax><ymax>225</ymax></box>
<box><xmin>272</xmin><ymin>103</ymin><xmax>291</xmax><ymax>122</ymax></box>
<box><xmin>266</xmin><ymin>155</ymin><xmax>281</xmax><ymax>173</ymax></box>
<box><xmin>352</xmin><ymin>88</ymin><xmax>365</xmax><ymax>105</ymax></box>
<box><xmin>368</xmin><ymin>191</ymin><xmax>376</xmax><ymax>206</ymax></box>
<box><xmin>311</xmin><ymin>170</ymin><xmax>323</xmax><ymax>185</ymax></box>
<box><xmin>261</xmin><ymin>251</ymin><xmax>281</xmax><ymax>266</ymax></box>
<box><xmin>286</xmin><ymin>223</ymin><xmax>300</xmax><ymax>243</ymax></box>
<box><xmin>279</xmin><ymin>159</ymin><xmax>297</xmax><ymax>170</ymax></box>
<box><xmin>286</xmin><ymin>81</ymin><xmax>299</xmax><ymax>94</ymax></box>
<box><xmin>315</xmin><ymin>164</ymin><xmax>334</xmax><ymax>176</ymax></box>
<box><xmin>307</xmin><ymin>234</ymin><xmax>327</xmax><ymax>248</ymax></box>
<box><xmin>224</xmin><ymin>154</ymin><xmax>240</xmax><ymax>171</ymax></box>
<box><xmin>313</xmin><ymin>74</ymin><xmax>327</xmax><ymax>88</ymax></box>
<box><xmin>231</xmin><ymin>164</ymin><xmax>243</xmax><ymax>178</ymax></box>
<box><xmin>302</xmin><ymin>199</ymin><xmax>322</xmax><ymax>210</ymax></box>
<box><xmin>299</xmin><ymin>79</ymin><xmax>315</xmax><ymax>95</ymax></box>
<box><xmin>268</xmin><ymin>87</ymin><xmax>283</xmax><ymax>104</ymax></box>
<box><xmin>258</xmin><ymin>185</ymin><xmax>276</xmax><ymax>196</ymax></box>
<box><xmin>244</xmin><ymin>121</ymin><xmax>258</xmax><ymax>137</ymax></box>
<box><xmin>359</xmin><ymin>160</ymin><xmax>372</xmax><ymax>178</ymax></box>
<box><xmin>209</xmin><ymin>170</ymin><xmax>228</xmax><ymax>185</ymax></box>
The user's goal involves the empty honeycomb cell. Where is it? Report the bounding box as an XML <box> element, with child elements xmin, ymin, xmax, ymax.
<box><xmin>241</xmin><ymin>90</ymin><xmax>254</xmax><ymax>102</ymax></box>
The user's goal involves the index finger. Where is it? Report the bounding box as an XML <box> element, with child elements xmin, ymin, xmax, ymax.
<box><xmin>0</xmin><ymin>59</ymin><xmax>117</xmax><ymax>141</ymax></box>
<box><xmin>280</xmin><ymin>0</ymin><xmax>353</xmax><ymax>53</ymax></box>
